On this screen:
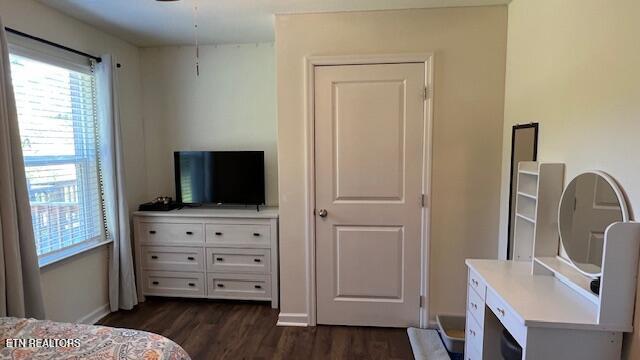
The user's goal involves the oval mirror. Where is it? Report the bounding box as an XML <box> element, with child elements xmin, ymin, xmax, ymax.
<box><xmin>558</xmin><ymin>172</ymin><xmax>628</xmax><ymax>276</ymax></box>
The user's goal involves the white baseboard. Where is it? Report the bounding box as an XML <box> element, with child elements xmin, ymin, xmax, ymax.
<box><xmin>276</xmin><ymin>312</ymin><xmax>309</xmax><ymax>327</ymax></box>
<box><xmin>76</xmin><ymin>304</ymin><xmax>111</xmax><ymax>325</ymax></box>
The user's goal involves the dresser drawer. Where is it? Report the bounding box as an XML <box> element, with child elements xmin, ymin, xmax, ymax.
<box><xmin>467</xmin><ymin>285</ymin><xmax>485</xmax><ymax>325</ymax></box>
<box><xmin>465</xmin><ymin>340</ymin><xmax>482</xmax><ymax>360</ymax></box>
<box><xmin>465</xmin><ymin>310</ymin><xmax>483</xmax><ymax>354</ymax></box>
<box><xmin>486</xmin><ymin>288</ymin><xmax>526</xmax><ymax>347</ymax></box>
<box><xmin>139</xmin><ymin>223</ymin><xmax>204</xmax><ymax>245</ymax></box>
<box><xmin>468</xmin><ymin>268</ymin><xmax>486</xmax><ymax>298</ymax></box>
<box><xmin>205</xmin><ymin>224</ymin><xmax>270</xmax><ymax>247</ymax></box>
<box><xmin>206</xmin><ymin>248</ymin><xmax>270</xmax><ymax>274</ymax></box>
<box><xmin>207</xmin><ymin>273</ymin><xmax>270</xmax><ymax>300</ymax></box>
<box><xmin>142</xmin><ymin>271</ymin><xmax>205</xmax><ymax>297</ymax></box>
<box><xmin>141</xmin><ymin>246</ymin><xmax>204</xmax><ymax>272</ymax></box>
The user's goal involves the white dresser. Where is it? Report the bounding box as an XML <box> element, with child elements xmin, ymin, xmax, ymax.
<box><xmin>133</xmin><ymin>207</ymin><xmax>279</xmax><ymax>308</ymax></box>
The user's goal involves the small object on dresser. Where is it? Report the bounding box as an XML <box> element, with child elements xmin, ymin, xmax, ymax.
<box><xmin>590</xmin><ymin>277</ymin><xmax>601</xmax><ymax>295</ymax></box>
<box><xmin>138</xmin><ymin>196</ymin><xmax>179</xmax><ymax>211</ymax></box>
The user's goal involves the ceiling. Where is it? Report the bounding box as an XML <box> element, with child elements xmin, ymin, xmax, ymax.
<box><xmin>39</xmin><ymin>0</ymin><xmax>510</xmax><ymax>47</ymax></box>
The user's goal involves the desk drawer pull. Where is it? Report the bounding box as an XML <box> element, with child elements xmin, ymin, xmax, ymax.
<box><xmin>496</xmin><ymin>307</ymin><xmax>506</xmax><ymax>316</ymax></box>
<box><xmin>217</xmin><ymin>283</ymin><xmax>224</xmax><ymax>288</ymax></box>
<box><xmin>254</xmin><ymin>285</ymin><xmax>262</xmax><ymax>289</ymax></box>
<box><xmin>151</xmin><ymin>255</ymin><xmax>158</xmax><ymax>259</ymax></box>
<box><xmin>186</xmin><ymin>231</ymin><xmax>193</xmax><ymax>235</ymax></box>
<box><xmin>215</xmin><ymin>232</ymin><xmax>223</xmax><ymax>236</ymax></box>
<box><xmin>187</xmin><ymin>256</ymin><xmax>195</xmax><ymax>261</ymax></box>
<box><xmin>254</xmin><ymin>258</ymin><xmax>261</xmax><ymax>263</ymax></box>
<box><xmin>152</xmin><ymin>281</ymin><xmax>159</xmax><ymax>285</ymax></box>
<box><xmin>216</xmin><ymin>257</ymin><xmax>224</xmax><ymax>261</ymax></box>
<box><xmin>149</xmin><ymin>230</ymin><xmax>156</xmax><ymax>234</ymax></box>
<box><xmin>471</xmin><ymin>302</ymin><xmax>478</xmax><ymax>310</ymax></box>
<box><xmin>469</xmin><ymin>329</ymin><xmax>476</xmax><ymax>336</ymax></box>
<box><xmin>253</xmin><ymin>233</ymin><xmax>261</xmax><ymax>237</ymax></box>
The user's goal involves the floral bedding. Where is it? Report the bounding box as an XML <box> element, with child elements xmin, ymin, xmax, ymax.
<box><xmin>0</xmin><ymin>317</ymin><xmax>190</xmax><ymax>360</ymax></box>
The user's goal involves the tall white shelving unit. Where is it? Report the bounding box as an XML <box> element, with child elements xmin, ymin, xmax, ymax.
<box><xmin>512</xmin><ymin>162</ymin><xmax>565</xmax><ymax>261</ymax></box>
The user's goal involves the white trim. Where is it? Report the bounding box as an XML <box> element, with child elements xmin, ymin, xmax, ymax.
<box><xmin>276</xmin><ymin>312</ymin><xmax>309</xmax><ymax>327</ymax></box>
<box><xmin>39</xmin><ymin>239</ymin><xmax>113</xmax><ymax>268</ymax></box>
<box><xmin>75</xmin><ymin>303</ymin><xmax>111</xmax><ymax>325</ymax></box>
<box><xmin>303</xmin><ymin>53</ymin><xmax>434</xmax><ymax>328</ymax></box>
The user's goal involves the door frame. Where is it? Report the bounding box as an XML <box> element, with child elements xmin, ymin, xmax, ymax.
<box><xmin>303</xmin><ymin>53</ymin><xmax>434</xmax><ymax>327</ymax></box>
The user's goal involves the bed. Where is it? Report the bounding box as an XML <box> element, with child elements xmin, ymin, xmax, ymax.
<box><xmin>0</xmin><ymin>317</ymin><xmax>190</xmax><ymax>360</ymax></box>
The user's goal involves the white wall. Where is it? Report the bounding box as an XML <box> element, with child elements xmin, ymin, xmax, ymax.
<box><xmin>276</xmin><ymin>7</ymin><xmax>507</xmax><ymax>323</ymax></box>
<box><xmin>140</xmin><ymin>44</ymin><xmax>278</xmax><ymax>205</ymax></box>
<box><xmin>499</xmin><ymin>0</ymin><xmax>640</xmax><ymax>357</ymax></box>
<box><xmin>0</xmin><ymin>0</ymin><xmax>145</xmax><ymax>322</ymax></box>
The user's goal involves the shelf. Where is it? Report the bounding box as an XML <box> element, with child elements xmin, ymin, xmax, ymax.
<box><xmin>516</xmin><ymin>213</ymin><xmax>535</xmax><ymax>223</ymax></box>
<box><xmin>517</xmin><ymin>191</ymin><xmax>537</xmax><ymax>200</ymax></box>
<box><xmin>534</xmin><ymin>256</ymin><xmax>599</xmax><ymax>304</ymax></box>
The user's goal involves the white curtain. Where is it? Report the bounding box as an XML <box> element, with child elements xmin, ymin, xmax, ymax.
<box><xmin>0</xmin><ymin>18</ymin><xmax>46</xmax><ymax>319</ymax></box>
<box><xmin>96</xmin><ymin>55</ymin><xmax>138</xmax><ymax>311</ymax></box>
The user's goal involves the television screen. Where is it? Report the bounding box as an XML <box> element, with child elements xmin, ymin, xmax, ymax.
<box><xmin>174</xmin><ymin>151</ymin><xmax>265</xmax><ymax>205</ymax></box>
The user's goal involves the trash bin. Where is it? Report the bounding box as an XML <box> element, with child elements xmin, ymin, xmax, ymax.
<box><xmin>500</xmin><ymin>329</ymin><xmax>523</xmax><ymax>360</ymax></box>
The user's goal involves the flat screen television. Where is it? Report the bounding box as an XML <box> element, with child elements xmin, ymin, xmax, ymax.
<box><xmin>174</xmin><ymin>151</ymin><xmax>265</xmax><ymax>206</ymax></box>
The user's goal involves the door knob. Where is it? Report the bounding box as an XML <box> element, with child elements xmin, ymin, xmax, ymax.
<box><xmin>318</xmin><ymin>209</ymin><xmax>328</xmax><ymax>217</ymax></box>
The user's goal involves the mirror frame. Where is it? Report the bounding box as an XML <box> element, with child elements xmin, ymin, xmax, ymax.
<box><xmin>558</xmin><ymin>170</ymin><xmax>630</xmax><ymax>277</ymax></box>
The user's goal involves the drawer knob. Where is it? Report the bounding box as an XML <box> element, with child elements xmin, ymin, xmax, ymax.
<box><xmin>497</xmin><ymin>307</ymin><xmax>506</xmax><ymax>316</ymax></box>
<box><xmin>188</xmin><ymin>283</ymin><xmax>195</xmax><ymax>287</ymax></box>
<box><xmin>186</xmin><ymin>231</ymin><xmax>193</xmax><ymax>235</ymax></box>
<box><xmin>215</xmin><ymin>232</ymin><xmax>223</xmax><ymax>236</ymax></box>
<box><xmin>149</xmin><ymin>230</ymin><xmax>156</xmax><ymax>234</ymax></box>
<box><xmin>254</xmin><ymin>258</ymin><xmax>261</xmax><ymax>263</ymax></box>
<box><xmin>254</xmin><ymin>285</ymin><xmax>262</xmax><ymax>289</ymax></box>
<box><xmin>187</xmin><ymin>256</ymin><xmax>195</xmax><ymax>261</ymax></box>
<box><xmin>217</xmin><ymin>283</ymin><xmax>224</xmax><ymax>288</ymax></box>
<box><xmin>253</xmin><ymin>233</ymin><xmax>261</xmax><ymax>237</ymax></box>
<box><xmin>216</xmin><ymin>257</ymin><xmax>224</xmax><ymax>261</ymax></box>
<box><xmin>152</xmin><ymin>281</ymin><xmax>159</xmax><ymax>285</ymax></box>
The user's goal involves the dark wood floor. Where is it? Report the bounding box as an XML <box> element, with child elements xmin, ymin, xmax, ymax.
<box><xmin>98</xmin><ymin>297</ymin><xmax>414</xmax><ymax>360</ymax></box>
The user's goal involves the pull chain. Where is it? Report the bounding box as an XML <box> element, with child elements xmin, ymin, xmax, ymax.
<box><xmin>192</xmin><ymin>0</ymin><xmax>200</xmax><ymax>76</ymax></box>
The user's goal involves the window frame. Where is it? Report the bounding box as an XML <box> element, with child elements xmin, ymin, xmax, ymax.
<box><xmin>8</xmin><ymin>36</ymin><xmax>112</xmax><ymax>267</ymax></box>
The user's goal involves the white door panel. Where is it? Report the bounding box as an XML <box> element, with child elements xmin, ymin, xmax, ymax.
<box><xmin>314</xmin><ymin>63</ymin><xmax>425</xmax><ymax>327</ymax></box>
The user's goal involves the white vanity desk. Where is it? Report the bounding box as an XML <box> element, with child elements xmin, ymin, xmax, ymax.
<box><xmin>465</xmin><ymin>260</ymin><xmax>624</xmax><ymax>359</ymax></box>
<box><xmin>465</xmin><ymin>164</ymin><xmax>640</xmax><ymax>360</ymax></box>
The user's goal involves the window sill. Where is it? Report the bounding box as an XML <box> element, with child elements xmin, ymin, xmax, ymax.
<box><xmin>39</xmin><ymin>239</ymin><xmax>113</xmax><ymax>268</ymax></box>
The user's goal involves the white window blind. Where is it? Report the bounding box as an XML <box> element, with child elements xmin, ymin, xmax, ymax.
<box><xmin>9</xmin><ymin>49</ymin><xmax>107</xmax><ymax>258</ymax></box>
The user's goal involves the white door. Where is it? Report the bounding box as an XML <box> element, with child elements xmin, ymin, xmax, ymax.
<box><xmin>314</xmin><ymin>63</ymin><xmax>426</xmax><ymax>327</ymax></box>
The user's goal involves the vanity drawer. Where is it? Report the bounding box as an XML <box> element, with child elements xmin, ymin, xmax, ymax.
<box><xmin>464</xmin><ymin>341</ymin><xmax>482</xmax><ymax>360</ymax></box>
<box><xmin>206</xmin><ymin>248</ymin><xmax>270</xmax><ymax>274</ymax></box>
<box><xmin>467</xmin><ymin>284</ymin><xmax>485</xmax><ymax>324</ymax></box>
<box><xmin>139</xmin><ymin>223</ymin><xmax>204</xmax><ymax>245</ymax></box>
<box><xmin>465</xmin><ymin>310</ymin><xmax>483</xmax><ymax>355</ymax></box>
<box><xmin>141</xmin><ymin>246</ymin><xmax>205</xmax><ymax>272</ymax></box>
<box><xmin>486</xmin><ymin>288</ymin><xmax>527</xmax><ymax>347</ymax></box>
<box><xmin>468</xmin><ymin>268</ymin><xmax>486</xmax><ymax>297</ymax></box>
<box><xmin>207</xmin><ymin>273</ymin><xmax>271</xmax><ymax>300</ymax></box>
<box><xmin>205</xmin><ymin>224</ymin><xmax>270</xmax><ymax>247</ymax></box>
<box><xmin>142</xmin><ymin>271</ymin><xmax>205</xmax><ymax>297</ymax></box>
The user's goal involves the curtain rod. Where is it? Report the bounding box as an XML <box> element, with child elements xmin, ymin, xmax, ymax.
<box><xmin>5</xmin><ymin>27</ymin><xmax>122</xmax><ymax>68</ymax></box>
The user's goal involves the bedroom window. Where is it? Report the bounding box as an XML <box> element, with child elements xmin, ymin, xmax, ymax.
<box><xmin>8</xmin><ymin>45</ymin><xmax>107</xmax><ymax>265</ymax></box>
